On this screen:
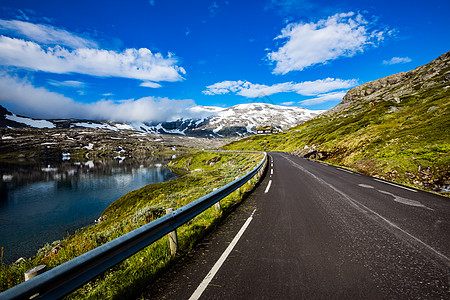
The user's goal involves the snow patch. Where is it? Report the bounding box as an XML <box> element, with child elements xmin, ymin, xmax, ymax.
<box><xmin>213</xmin><ymin>125</ymin><xmax>223</xmax><ymax>133</ymax></box>
<box><xmin>114</xmin><ymin>123</ymin><xmax>134</xmax><ymax>130</ymax></box>
<box><xmin>6</xmin><ymin>114</ymin><xmax>55</xmax><ymax>128</ymax></box>
<box><xmin>72</xmin><ymin>122</ymin><xmax>118</xmax><ymax>131</ymax></box>
<box><xmin>84</xmin><ymin>143</ymin><xmax>94</xmax><ymax>150</ymax></box>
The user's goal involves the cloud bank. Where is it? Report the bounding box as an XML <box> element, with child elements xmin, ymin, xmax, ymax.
<box><xmin>0</xmin><ymin>36</ymin><xmax>185</xmax><ymax>82</ymax></box>
<box><xmin>203</xmin><ymin>78</ymin><xmax>358</xmax><ymax>98</ymax></box>
<box><xmin>0</xmin><ymin>73</ymin><xmax>200</xmax><ymax>123</ymax></box>
<box><xmin>267</xmin><ymin>12</ymin><xmax>391</xmax><ymax>74</ymax></box>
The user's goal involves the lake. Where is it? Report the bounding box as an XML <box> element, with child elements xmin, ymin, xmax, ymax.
<box><xmin>0</xmin><ymin>158</ymin><xmax>177</xmax><ymax>264</ymax></box>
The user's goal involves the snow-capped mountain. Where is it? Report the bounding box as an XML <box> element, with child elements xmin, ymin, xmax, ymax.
<box><xmin>1</xmin><ymin>103</ymin><xmax>324</xmax><ymax>137</ymax></box>
<box><xmin>127</xmin><ymin>103</ymin><xmax>324</xmax><ymax>137</ymax></box>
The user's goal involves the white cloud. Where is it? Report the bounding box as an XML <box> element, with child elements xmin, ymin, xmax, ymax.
<box><xmin>0</xmin><ymin>19</ymin><xmax>98</xmax><ymax>49</ymax></box>
<box><xmin>299</xmin><ymin>91</ymin><xmax>347</xmax><ymax>105</ymax></box>
<box><xmin>382</xmin><ymin>56</ymin><xmax>412</xmax><ymax>65</ymax></box>
<box><xmin>267</xmin><ymin>12</ymin><xmax>391</xmax><ymax>74</ymax></box>
<box><xmin>0</xmin><ymin>73</ymin><xmax>202</xmax><ymax>123</ymax></box>
<box><xmin>139</xmin><ymin>81</ymin><xmax>162</xmax><ymax>88</ymax></box>
<box><xmin>203</xmin><ymin>78</ymin><xmax>358</xmax><ymax>98</ymax></box>
<box><xmin>0</xmin><ymin>36</ymin><xmax>185</xmax><ymax>82</ymax></box>
<box><xmin>48</xmin><ymin>80</ymin><xmax>85</xmax><ymax>88</ymax></box>
<box><xmin>292</xmin><ymin>78</ymin><xmax>358</xmax><ymax>96</ymax></box>
<box><xmin>281</xmin><ymin>101</ymin><xmax>295</xmax><ymax>105</ymax></box>
<box><xmin>0</xmin><ymin>72</ymin><xmax>82</xmax><ymax>119</ymax></box>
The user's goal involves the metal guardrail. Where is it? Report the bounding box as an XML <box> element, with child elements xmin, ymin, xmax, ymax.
<box><xmin>1</xmin><ymin>152</ymin><xmax>267</xmax><ymax>300</ymax></box>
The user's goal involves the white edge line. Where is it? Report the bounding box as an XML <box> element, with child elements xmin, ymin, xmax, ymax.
<box><xmin>374</xmin><ymin>178</ymin><xmax>417</xmax><ymax>192</ymax></box>
<box><xmin>339</xmin><ymin>168</ymin><xmax>353</xmax><ymax>174</ymax></box>
<box><xmin>189</xmin><ymin>209</ymin><xmax>256</xmax><ymax>300</ymax></box>
<box><xmin>264</xmin><ymin>180</ymin><xmax>272</xmax><ymax>193</ymax></box>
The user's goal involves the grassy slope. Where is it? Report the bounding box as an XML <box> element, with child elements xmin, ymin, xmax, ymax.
<box><xmin>224</xmin><ymin>60</ymin><xmax>449</xmax><ymax>195</ymax></box>
<box><xmin>0</xmin><ymin>151</ymin><xmax>264</xmax><ymax>299</ymax></box>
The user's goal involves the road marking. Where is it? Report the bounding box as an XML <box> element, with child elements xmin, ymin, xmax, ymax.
<box><xmin>358</xmin><ymin>183</ymin><xmax>375</xmax><ymax>189</ymax></box>
<box><xmin>189</xmin><ymin>209</ymin><xmax>256</xmax><ymax>300</ymax></box>
<box><xmin>374</xmin><ymin>178</ymin><xmax>417</xmax><ymax>192</ymax></box>
<box><xmin>264</xmin><ymin>180</ymin><xmax>272</xmax><ymax>193</ymax></box>
<box><xmin>357</xmin><ymin>184</ymin><xmax>431</xmax><ymax>210</ymax></box>
<box><xmin>338</xmin><ymin>168</ymin><xmax>353</xmax><ymax>174</ymax></box>
<box><xmin>270</xmin><ymin>169</ymin><xmax>273</xmax><ymax>175</ymax></box>
<box><xmin>281</xmin><ymin>154</ymin><xmax>449</xmax><ymax>265</ymax></box>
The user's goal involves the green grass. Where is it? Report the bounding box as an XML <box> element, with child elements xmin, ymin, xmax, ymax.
<box><xmin>0</xmin><ymin>151</ymin><xmax>265</xmax><ymax>299</ymax></box>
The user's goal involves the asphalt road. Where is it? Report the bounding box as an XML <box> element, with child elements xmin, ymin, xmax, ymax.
<box><xmin>144</xmin><ymin>152</ymin><xmax>450</xmax><ymax>299</ymax></box>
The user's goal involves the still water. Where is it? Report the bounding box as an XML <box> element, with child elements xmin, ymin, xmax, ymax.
<box><xmin>0</xmin><ymin>158</ymin><xmax>177</xmax><ymax>264</ymax></box>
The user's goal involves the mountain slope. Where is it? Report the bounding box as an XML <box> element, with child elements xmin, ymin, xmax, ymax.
<box><xmin>137</xmin><ymin>103</ymin><xmax>323</xmax><ymax>136</ymax></box>
<box><xmin>224</xmin><ymin>52</ymin><xmax>450</xmax><ymax>194</ymax></box>
<box><xmin>0</xmin><ymin>103</ymin><xmax>322</xmax><ymax>137</ymax></box>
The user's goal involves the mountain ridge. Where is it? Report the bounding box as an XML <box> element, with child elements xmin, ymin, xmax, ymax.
<box><xmin>0</xmin><ymin>103</ymin><xmax>323</xmax><ymax>137</ymax></box>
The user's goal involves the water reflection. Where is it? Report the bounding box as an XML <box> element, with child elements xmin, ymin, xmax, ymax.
<box><xmin>0</xmin><ymin>157</ymin><xmax>177</xmax><ymax>264</ymax></box>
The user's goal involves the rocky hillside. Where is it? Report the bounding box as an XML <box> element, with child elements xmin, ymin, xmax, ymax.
<box><xmin>224</xmin><ymin>51</ymin><xmax>450</xmax><ymax>195</ymax></box>
<box><xmin>0</xmin><ymin>103</ymin><xmax>323</xmax><ymax>138</ymax></box>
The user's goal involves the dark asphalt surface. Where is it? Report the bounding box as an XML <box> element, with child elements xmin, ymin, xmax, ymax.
<box><xmin>144</xmin><ymin>152</ymin><xmax>450</xmax><ymax>299</ymax></box>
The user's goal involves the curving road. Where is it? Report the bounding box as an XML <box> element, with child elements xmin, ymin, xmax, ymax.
<box><xmin>145</xmin><ymin>152</ymin><xmax>450</xmax><ymax>299</ymax></box>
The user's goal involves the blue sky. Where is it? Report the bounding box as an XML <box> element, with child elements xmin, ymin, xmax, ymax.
<box><xmin>0</xmin><ymin>0</ymin><xmax>448</xmax><ymax>123</ymax></box>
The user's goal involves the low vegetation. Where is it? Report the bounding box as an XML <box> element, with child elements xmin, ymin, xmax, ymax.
<box><xmin>0</xmin><ymin>151</ymin><xmax>265</xmax><ymax>299</ymax></box>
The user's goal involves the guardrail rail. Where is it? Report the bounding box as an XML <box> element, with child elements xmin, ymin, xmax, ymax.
<box><xmin>1</xmin><ymin>152</ymin><xmax>267</xmax><ymax>300</ymax></box>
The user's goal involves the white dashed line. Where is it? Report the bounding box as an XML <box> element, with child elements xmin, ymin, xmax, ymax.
<box><xmin>374</xmin><ymin>178</ymin><xmax>417</xmax><ymax>192</ymax></box>
<box><xmin>339</xmin><ymin>168</ymin><xmax>354</xmax><ymax>174</ymax></box>
<box><xmin>265</xmin><ymin>180</ymin><xmax>272</xmax><ymax>193</ymax></box>
<box><xmin>270</xmin><ymin>169</ymin><xmax>273</xmax><ymax>175</ymax></box>
<box><xmin>189</xmin><ymin>209</ymin><xmax>256</xmax><ymax>300</ymax></box>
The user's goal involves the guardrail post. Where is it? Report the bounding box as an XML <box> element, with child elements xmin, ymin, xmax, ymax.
<box><xmin>235</xmin><ymin>176</ymin><xmax>241</xmax><ymax>193</ymax></box>
<box><xmin>213</xmin><ymin>188</ymin><xmax>221</xmax><ymax>212</ymax></box>
<box><xmin>165</xmin><ymin>208</ymin><xmax>178</xmax><ymax>256</ymax></box>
